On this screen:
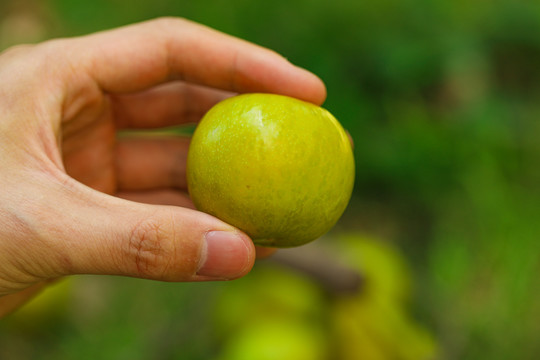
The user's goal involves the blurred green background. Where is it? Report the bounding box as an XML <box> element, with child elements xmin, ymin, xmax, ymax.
<box><xmin>1</xmin><ymin>0</ymin><xmax>540</xmax><ymax>359</ymax></box>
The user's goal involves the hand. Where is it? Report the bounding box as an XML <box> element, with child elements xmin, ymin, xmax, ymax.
<box><xmin>0</xmin><ymin>17</ymin><xmax>326</xmax><ymax>316</ymax></box>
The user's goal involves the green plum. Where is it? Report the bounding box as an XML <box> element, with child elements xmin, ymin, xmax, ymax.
<box><xmin>187</xmin><ymin>93</ymin><xmax>355</xmax><ymax>247</ymax></box>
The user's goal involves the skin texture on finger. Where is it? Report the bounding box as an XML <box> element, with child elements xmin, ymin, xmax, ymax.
<box><xmin>112</xmin><ymin>82</ymin><xmax>234</xmax><ymax>129</ymax></box>
<box><xmin>115</xmin><ymin>135</ymin><xmax>190</xmax><ymax>191</ymax></box>
<box><xmin>61</xmin><ymin>17</ymin><xmax>326</xmax><ymax>105</ymax></box>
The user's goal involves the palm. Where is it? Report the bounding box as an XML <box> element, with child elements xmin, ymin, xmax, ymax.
<box><xmin>62</xmin><ymin>95</ymin><xmax>118</xmax><ymax>195</ymax></box>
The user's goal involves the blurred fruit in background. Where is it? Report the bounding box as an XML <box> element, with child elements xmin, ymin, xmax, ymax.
<box><xmin>213</xmin><ymin>233</ymin><xmax>437</xmax><ymax>360</ymax></box>
<box><xmin>330</xmin><ymin>234</ymin><xmax>437</xmax><ymax>360</ymax></box>
<box><xmin>213</xmin><ymin>264</ymin><xmax>329</xmax><ymax>359</ymax></box>
<box><xmin>218</xmin><ymin>319</ymin><xmax>327</xmax><ymax>360</ymax></box>
<box><xmin>214</xmin><ymin>265</ymin><xmax>326</xmax><ymax>334</ymax></box>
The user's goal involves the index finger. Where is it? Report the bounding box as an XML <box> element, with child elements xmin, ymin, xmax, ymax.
<box><xmin>66</xmin><ymin>17</ymin><xmax>327</xmax><ymax>105</ymax></box>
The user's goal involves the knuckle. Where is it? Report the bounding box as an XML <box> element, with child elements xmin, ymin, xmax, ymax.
<box><xmin>124</xmin><ymin>213</ymin><xmax>201</xmax><ymax>280</ymax></box>
<box><xmin>126</xmin><ymin>216</ymin><xmax>172</xmax><ymax>278</ymax></box>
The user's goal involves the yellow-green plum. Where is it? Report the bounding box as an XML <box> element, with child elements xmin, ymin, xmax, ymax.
<box><xmin>187</xmin><ymin>93</ymin><xmax>354</xmax><ymax>247</ymax></box>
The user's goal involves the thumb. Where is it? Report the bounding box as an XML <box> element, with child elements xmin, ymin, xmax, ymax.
<box><xmin>35</xmin><ymin>182</ymin><xmax>256</xmax><ymax>282</ymax></box>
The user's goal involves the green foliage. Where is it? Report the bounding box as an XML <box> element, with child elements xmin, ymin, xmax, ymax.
<box><xmin>0</xmin><ymin>277</ymin><xmax>223</xmax><ymax>360</ymax></box>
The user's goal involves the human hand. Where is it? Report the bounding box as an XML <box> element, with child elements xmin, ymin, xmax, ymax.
<box><xmin>0</xmin><ymin>17</ymin><xmax>326</xmax><ymax>316</ymax></box>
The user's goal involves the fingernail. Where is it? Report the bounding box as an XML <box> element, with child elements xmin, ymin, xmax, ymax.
<box><xmin>197</xmin><ymin>231</ymin><xmax>252</xmax><ymax>279</ymax></box>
